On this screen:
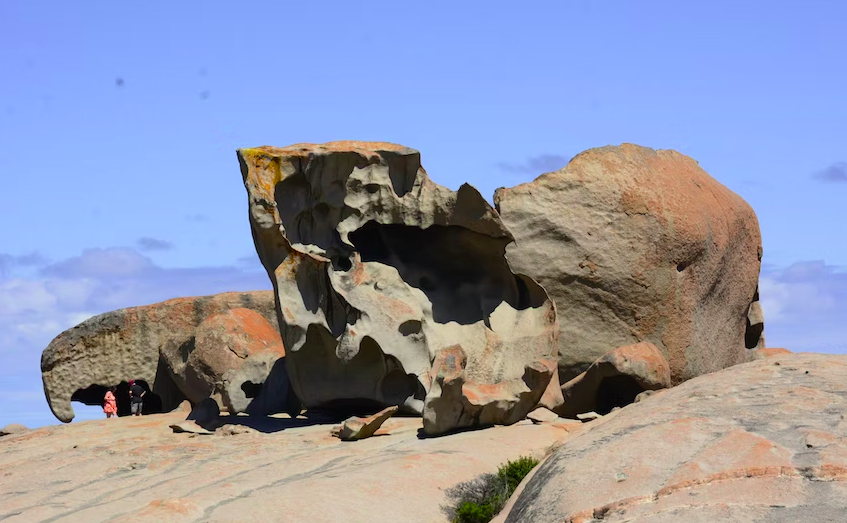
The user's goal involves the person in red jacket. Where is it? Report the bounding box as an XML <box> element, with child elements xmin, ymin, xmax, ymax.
<box><xmin>103</xmin><ymin>386</ymin><xmax>117</xmax><ymax>419</ymax></box>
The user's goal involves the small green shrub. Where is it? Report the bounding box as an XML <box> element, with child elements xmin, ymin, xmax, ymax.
<box><xmin>443</xmin><ymin>455</ymin><xmax>540</xmax><ymax>523</ymax></box>
<box><xmin>453</xmin><ymin>500</ymin><xmax>497</xmax><ymax>523</ymax></box>
<box><xmin>497</xmin><ymin>455</ymin><xmax>539</xmax><ymax>492</ymax></box>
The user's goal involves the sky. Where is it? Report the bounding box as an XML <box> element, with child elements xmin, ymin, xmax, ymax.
<box><xmin>1</xmin><ymin>1</ymin><xmax>845</xmax><ymax>428</ymax></box>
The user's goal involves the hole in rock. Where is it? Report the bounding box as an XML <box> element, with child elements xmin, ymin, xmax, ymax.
<box><xmin>676</xmin><ymin>261</ymin><xmax>689</xmax><ymax>272</ymax></box>
<box><xmin>745</xmin><ymin>317</ymin><xmax>764</xmax><ymax>349</ymax></box>
<box><xmin>398</xmin><ymin>319</ymin><xmax>422</xmax><ymax>336</ymax></box>
<box><xmin>241</xmin><ymin>380</ymin><xmax>263</xmax><ymax>399</ymax></box>
<box><xmin>71</xmin><ymin>383</ymin><xmax>117</xmax><ymax>412</ymax></box>
<box><xmin>71</xmin><ymin>380</ymin><xmax>164</xmax><ymax>417</ymax></box>
<box><xmin>595</xmin><ymin>375</ymin><xmax>645</xmax><ymax>415</ymax></box>
<box><xmin>349</xmin><ymin>222</ymin><xmax>547</xmax><ymax>325</ymax></box>
<box><xmin>333</xmin><ymin>256</ymin><xmax>352</xmax><ymax>272</ymax></box>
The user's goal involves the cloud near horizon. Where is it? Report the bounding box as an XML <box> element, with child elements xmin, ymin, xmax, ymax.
<box><xmin>759</xmin><ymin>260</ymin><xmax>847</xmax><ymax>354</ymax></box>
<box><xmin>497</xmin><ymin>154</ymin><xmax>572</xmax><ymax>175</ymax></box>
<box><xmin>812</xmin><ymin>162</ymin><xmax>847</xmax><ymax>183</ymax></box>
<box><xmin>1</xmin><ymin>249</ymin><xmax>845</xmax><ymax>427</ymax></box>
<box><xmin>0</xmin><ymin>246</ymin><xmax>273</xmax><ymax>427</ymax></box>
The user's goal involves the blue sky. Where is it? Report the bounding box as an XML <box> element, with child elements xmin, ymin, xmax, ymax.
<box><xmin>1</xmin><ymin>1</ymin><xmax>845</xmax><ymax>428</ymax></box>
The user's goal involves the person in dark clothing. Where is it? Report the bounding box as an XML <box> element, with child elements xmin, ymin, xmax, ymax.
<box><xmin>128</xmin><ymin>380</ymin><xmax>146</xmax><ymax>416</ymax></box>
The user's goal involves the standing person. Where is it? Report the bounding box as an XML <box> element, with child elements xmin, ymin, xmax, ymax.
<box><xmin>103</xmin><ymin>386</ymin><xmax>117</xmax><ymax>419</ymax></box>
<box><xmin>128</xmin><ymin>380</ymin><xmax>146</xmax><ymax>416</ymax></box>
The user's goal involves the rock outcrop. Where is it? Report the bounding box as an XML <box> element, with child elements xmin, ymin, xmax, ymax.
<box><xmin>0</xmin><ymin>408</ymin><xmax>573</xmax><ymax>523</ymax></box>
<box><xmin>499</xmin><ymin>353</ymin><xmax>847</xmax><ymax>522</ymax></box>
<box><xmin>0</xmin><ymin>424</ymin><xmax>28</xmax><ymax>437</ymax></box>
<box><xmin>331</xmin><ymin>405</ymin><xmax>398</xmax><ymax>441</ymax></box>
<box><xmin>238</xmin><ymin>142</ymin><xmax>558</xmax><ymax>435</ymax></box>
<box><xmin>41</xmin><ymin>291</ymin><xmax>295</xmax><ymax>422</ymax></box>
<box><xmin>556</xmin><ymin>342</ymin><xmax>671</xmax><ymax>418</ymax></box>
<box><xmin>495</xmin><ymin>144</ymin><xmax>763</xmax><ymax>384</ymax></box>
<box><xmin>159</xmin><ymin>307</ymin><xmax>299</xmax><ymax>416</ymax></box>
<box><xmin>749</xmin><ymin>347</ymin><xmax>792</xmax><ymax>360</ymax></box>
<box><xmin>746</xmin><ymin>286</ymin><xmax>766</xmax><ymax>349</ymax></box>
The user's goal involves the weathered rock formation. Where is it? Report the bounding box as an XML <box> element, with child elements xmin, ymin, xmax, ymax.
<box><xmin>41</xmin><ymin>291</ymin><xmax>296</xmax><ymax>422</ymax></box>
<box><xmin>331</xmin><ymin>405</ymin><xmax>398</xmax><ymax>441</ymax></box>
<box><xmin>556</xmin><ymin>342</ymin><xmax>671</xmax><ymax>418</ymax></box>
<box><xmin>159</xmin><ymin>307</ymin><xmax>298</xmax><ymax>416</ymax></box>
<box><xmin>495</xmin><ymin>144</ymin><xmax>763</xmax><ymax>384</ymax></box>
<box><xmin>746</xmin><ymin>285</ymin><xmax>766</xmax><ymax>349</ymax></box>
<box><xmin>498</xmin><ymin>353</ymin><xmax>847</xmax><ymax>522</ymax></box>
<box><xmin>238</xmin><ymin>142</ymin><xmax>558</xmax><ymax>435</ymax></box>
<box><xmin>0</xmin><ymin>424</ymin><xmax>28</xmax><ymax>437</ymax></box>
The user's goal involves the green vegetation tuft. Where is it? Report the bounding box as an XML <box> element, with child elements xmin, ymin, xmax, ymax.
<box><xmin>443</xmin><ymin>455</ymin><xmax>540</xmax><ymax>523</ymax></box>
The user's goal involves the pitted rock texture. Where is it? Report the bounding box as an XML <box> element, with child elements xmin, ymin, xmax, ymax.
<box><xmin>160</xmin><ymin>307</ymin><xmax>299</xmax><ymax>416</ymax></box>
<box><xmin>499</xmin><ymin>353</ymin><xmax>847</xmax><ymax>523</ymax></box>
<box><xmin>495</xmin><ymin>144</ymin><xmax>763</xmax><ymax>384</ymax></box>
<box><xmin>41</xmin><ymin>291</ymin><xmax>288</xmax><ymax>422</ymax></box>
<box><xmin>238</xmin><ymin>142</ymin><xmax>558</xmax><ymax>434</ymax></box>
<box><xmin>556</xmin><ymin>342</ymin><xmax>671</xmax><ymax>418</ymax></box>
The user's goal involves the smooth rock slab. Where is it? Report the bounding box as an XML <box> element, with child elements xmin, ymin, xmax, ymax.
<box><xmin>499</xmin><ymin>353</ymin><xmax>847</xmax><ymax>523</ymax></box>
<box><xmin>0</xmin><ymin>410</ymin><xmax>574</xmax><ymax>523</ymax></box>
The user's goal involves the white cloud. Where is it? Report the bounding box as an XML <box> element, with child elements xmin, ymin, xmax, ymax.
<box><xmin>0</xmin><ymin>278</ymin><xmax>57</xmax><ymax>315</ymax></box>
<box><xmin>759</xmin><ymin>261</ymin><xmax>847</xmax><ymax>354</ymax></box>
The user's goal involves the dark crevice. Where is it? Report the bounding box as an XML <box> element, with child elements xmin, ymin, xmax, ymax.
<box><xmin>349</xmin><ymin>221</ymin><xmax>542</xmax><ymax>325</ymax></box>
<box><xmin>380</xmin><ymin>150</ymin><xmax>420</xmax><ymax>197</ymax></box>
<box><xmin>241</xmin><ymin>381</ymin><xmax>263</xmax><ymax>399</ymax></box>
<box><xmin>745</xmin><ymin>317</ymin><xmax>765</xmax><ymax>349</ymax></box>
<box><xmin>595</xmin><ymin>375</ymin><xmax>645</xmax><ymax>415</ymax></box>
<box><xmin>398</xmin><ymin>319</ymin><xmax>422</xmax><ymax>336</ymax></box>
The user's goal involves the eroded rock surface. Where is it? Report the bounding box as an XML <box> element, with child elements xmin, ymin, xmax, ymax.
<box><xmin>500</xmin><ymin>353</ymin><xmax>847</xmax><ymax>522</ymax></box>
<box><xmin>239</xmin><ymin>142</ymin><xmax>558</xmax><ymax>434</ymax></box>
<box><xmin>41</xmin><ymin>291</ymin><xmax>290</xmax><ymax>422</ymax></box>
<box><xmin>495</xmin><ymin>144</ymin><xmax>763</xmax><ymax>384</ymax></box>
<box><xmin>159</xmin><ymin>307</ymin><xmax>299</xmax><ymax>416</ymax></box>
<box><xmin>556</xmin><ymin>342</ymin><xmax>671</xmax><ymax>418</ymax></box>
<box><xmin>332</xmin><ymin>405</ymin><xmax>398</xmax><ymax>441</ymax></box>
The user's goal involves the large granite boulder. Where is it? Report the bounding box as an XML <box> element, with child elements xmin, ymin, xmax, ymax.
<box><xmin>498</xmin><ymin>353</ymin><xmax>847</xmax><ymax>522</ymax></box>
<box><xmin>159</xmin><ymin>307</ymin><xmax>300</xmax><ymax>416</ymax></box>
<box><xmin>238</xmin><ymin>141</ymin><xmax>558</xmax><ymax>434</ymax></box>
<box><xmin>41</xmin><ymin>291</ymin><xmax>294</xmax><ymax>422</ymax></box>
<box><xmin>495</xmin><ymin>144</ymin><xmax>763</xmax><ymax>384</ymax></box>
